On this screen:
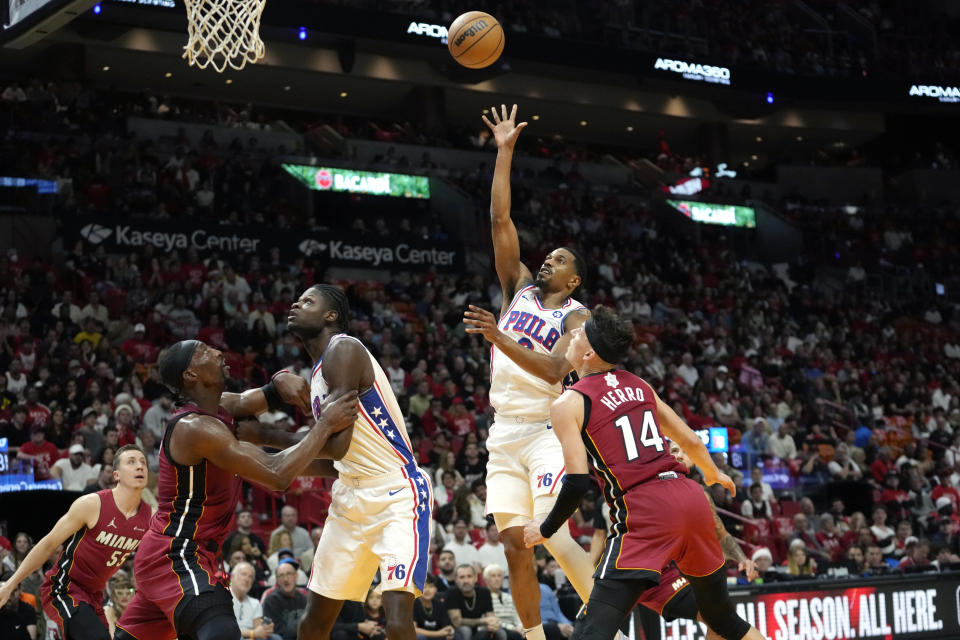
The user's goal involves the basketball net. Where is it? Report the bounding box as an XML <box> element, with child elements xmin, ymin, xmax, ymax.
<box><xmin>182</xmin><ymin>0</ymin><xmax>267</xmax><ymax>73</ymax></box>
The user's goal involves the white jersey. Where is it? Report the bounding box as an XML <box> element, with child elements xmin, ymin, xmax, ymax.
<box><xmin>310</xmin><ymin>334</ymin><xmax>416</xmax><ymax>478</ymax></box>
<box><xmin>489</xmin><ymin>284</ymin><xmax>586</xmax><ymax>423</ymax></box>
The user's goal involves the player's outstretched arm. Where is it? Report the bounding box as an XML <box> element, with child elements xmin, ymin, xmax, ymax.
<box><xmin>0</xmin><ymin>493</ymin><xmax>100</xmax><ymax>608</ymax></box>
<box><xmin>464</xmin><ymin>307</ymin><xmax>589</xmax><ymax>385</ymax></box>
<box><xmin>654</xmin><ymin>393</ymin><xmax>735</xmax><ymax>497</ymax></box>
<box><xmin>186</xmin><ymin>391</ymin><xmax>357</xmax><ymax>492</ymax></box>
<box><xmin>482</xmin><ymin>103</ymin><xmax>533</xmax><ymax>304</ymax></box>
<box><xmin>220</xmin><ymin>371</ymin><xmax>311</xmax><ymax>418</ymax></box>
<box><xmin>524</xmin><ymin>390</ymin><xmax>592</xmax><ymax>548</ymax></box>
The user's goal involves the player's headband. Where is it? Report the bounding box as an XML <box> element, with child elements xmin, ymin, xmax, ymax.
<box><xmin>583</xmin><ymin>317</ymin><xmax>625</xmax><ymax>365</ymax></box>
<box><xmin>159</xmin><ymin>339</ymin><xmax>201</xmax><ymax>393</ymax></box>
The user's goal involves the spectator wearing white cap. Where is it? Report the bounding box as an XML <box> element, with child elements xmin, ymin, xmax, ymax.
<box><xmin>749</xmin><ymin>547</ymin><xmax>774</xmax><ymax>582</ymax></box>
<box><xmin>121</xmin><ymin>322</ymin><xmax>159</xmax><ymax>363</ymax></box>
<box><xmin>50</xmin><ymin>443</ymin><xmax>97</xmax><ymax>490</ymax></box>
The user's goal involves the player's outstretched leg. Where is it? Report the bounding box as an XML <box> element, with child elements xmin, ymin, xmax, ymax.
<box><xmin>299</xmin><ymin>591</ymin><xmax>346</xmax><ymax>640</ymax></box>
<box><xmin>685</xmin><ymin>568</ymin><xmax>763</xmax><ymax>640</ymax></box>
<box><xmin>382</xmin><ymin>590</ymin><xmax>417</xmax><ymax>640</ymax></box>
<box><xmin>499</xmin><ymin>525</ymin><xmax>544</xmax><ymax>635</ymax></box>
<box><xmin>570</xmin><ymin>578</ymin><xmax>647</xmax><ymax>640</ymax></box>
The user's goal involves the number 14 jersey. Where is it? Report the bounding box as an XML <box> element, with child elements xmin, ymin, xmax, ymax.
<box><xmin>571</xmin><ymin>369</ymin><xmax>686</xmax><ymax>500</ymax></box>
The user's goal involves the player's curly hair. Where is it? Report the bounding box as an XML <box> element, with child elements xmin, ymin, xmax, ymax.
<box><xmin>310</xmin><ymin>284</ymin><xmax>350</xmax><ymax>333</ymax></box>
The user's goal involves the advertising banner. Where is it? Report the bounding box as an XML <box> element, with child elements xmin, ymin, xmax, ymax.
<box><xmin>657</xmin><ymin>573</ymin><xmax>960</xmax><ymax>640</ymax></box>
<box><xmin>667</xmin><ymin>199</ymin><xmax>757</xmax><ymax>228</ymax></box>
<box><xmin>64</xmin><ymin>217</ymin><xmax>464</xmax><ymax>272</ymax></box>
<box><xmin>282</xmin><ymin>164</ymin><xmax>431</xmax><ymax>199</ymax></box>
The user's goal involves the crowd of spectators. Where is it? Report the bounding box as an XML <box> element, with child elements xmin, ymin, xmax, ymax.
<box><xmin>3</xmin><ymin>69</ymin><xmax>960</xmax><ymax>640</ymax></box>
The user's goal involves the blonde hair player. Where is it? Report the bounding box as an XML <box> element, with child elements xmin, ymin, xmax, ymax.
<box><xmin>462</xmin><ymin>103</ymin><xmax>596</xmax><ymax>640</ymax></box>
<box><xmin>0</xmin><ymin>445</ymin><xmax>153</xmax><ymax>640</ymax></box>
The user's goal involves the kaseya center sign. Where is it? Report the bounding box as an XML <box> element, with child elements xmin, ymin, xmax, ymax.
<box><xmin>69</xmin><ymin>217</ymin><xmax>462</xmax><ymax>272</ymax></box>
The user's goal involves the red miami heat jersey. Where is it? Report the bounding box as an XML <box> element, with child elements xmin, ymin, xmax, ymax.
<box><xmin>43</xmin><ymin>488</ymin><xmax>151</xmax><ymax>610</ymax></box>
<box><xmin>151</xmin><ymin>404</ymin><xmax>241</xmax><ymax>547</ymax></box>
<box><xmin>571</xmin><ymin>369</ymin><xmax>686</xmax><ymax>499</ymax></box>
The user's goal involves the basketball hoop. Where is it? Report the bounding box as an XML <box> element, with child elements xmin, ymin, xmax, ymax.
<box><xmin>182</xmin><ymin>0</ymin><xmax>267</xmax><ymax>73</ymax></box>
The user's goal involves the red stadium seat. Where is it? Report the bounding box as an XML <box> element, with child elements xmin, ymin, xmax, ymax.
<box><xmin>779</xmin><ymin>500</ymin><xmax>801</xmax><ymax>517</ymax></box>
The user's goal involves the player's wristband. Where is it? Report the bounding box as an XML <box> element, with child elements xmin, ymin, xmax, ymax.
<box><xmin>539</xmin><ymin>473</ymin><xmax>593</xmax><ymax>539</ymax></box>
<box><xmin>260</xmin><ymin>380</ymin><xmax>284</xmax><ymax>411</ymax></box>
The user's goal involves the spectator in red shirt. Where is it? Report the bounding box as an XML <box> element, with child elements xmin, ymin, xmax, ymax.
<box><xmin>881</xmin><ymin>472</ymin><xmax>911</xmax><ymax>522</ymax></box>
<box><xmin>198</xmin><ymin>313</ymin><xmax>229</xmax><ymax>350</ymax></box>
<box><xmin>112</xmin><ymin>404</ymin><xmax>137</xmax><ymax>447</ymax></box>
<box><xmin>816</xmin><ymin>513</ymin><xmax>845</xmax><ymax>562</ymax></box>
<box><xmin>421</xmin><ymin>397</ymin><xmax>451</xmax><ymax>437</ymax></box>
<box><xmin>897</xmin><ymin>538</ymin><xmax>931</xmax><ymax>570</ymax></box>
<box><xmin>870</xmin><ymin>447</ymin><xmax>896</xmax><ymax>484</ymax></box>
<box><xmin>22</xmin><ymin>387</ymin><xmax>50</xmax><ymax>429</ymax></box>
<box><xmin>16</xmin><ymin>424</ymin><xmax>59</xmax><ymax>481</ymax></box>
<box><xmin>120</xmin><ymin>323</ymin><xmax>158</xmax><ymax>363</ymax></box>
<box><xmin>932</xmin><ymin>466</ymin><xmax>960</xmax><ymax>511</ymax></box>
<box><xmin>448</xmin><ymin>398</ymin><xmax>476</xmax><ymax>437</ymax></box>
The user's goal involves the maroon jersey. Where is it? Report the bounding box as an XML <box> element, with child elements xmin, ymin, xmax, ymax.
<box><xmin>572</xmin><ymin>369</ymin><xmax>723</xmax><ymax>581</ymax></box>
<box><xmin>572</xmin><ymin>369</ymin><xmax>686</xmax><ymax>498</ymax></box>
<box><xmin>151</xmin><ymin>403</ymin><xmax>240</xmax><ymax>544</ymax></box>
<box><xmin>115</xmin><ymin>404</ymin><xmax>241</xmax><ymax>640</ymax></box>
<box><xmin>41</xmin><ymin>489</ymin><xmax>151</xmax><ymax>631</ymax></box>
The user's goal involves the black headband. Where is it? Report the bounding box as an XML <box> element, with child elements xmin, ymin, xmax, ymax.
<box><xmin>583</xmin><ymin>317</ymin><xmax>624</xmax><ymax>365</ymax></box>
<box><xmin>159</xmin><ymin>340</ymin><xmax>201</xmax><ymax>393</ymax></box>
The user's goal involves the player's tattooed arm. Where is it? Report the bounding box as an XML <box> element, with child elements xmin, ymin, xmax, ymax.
<box><xmin>704</xmin><ymin>487</ymin><xmax>757</xmax><ymax>580</ymax></box>
<box><xmin>483</xmin><ymin>103</ymin><xmax>533</xmax><ymax>304</ymax></box>
<box><xmin>463</xmin><ymin>307</ymin><xmax>589</xmax><ymax>385</ymax></box>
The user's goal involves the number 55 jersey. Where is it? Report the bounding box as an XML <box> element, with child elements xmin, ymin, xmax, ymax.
<box><xmin>41</xmin><ymin>488</ymin><xmax>152</xmax><ymax>633</ymax></box>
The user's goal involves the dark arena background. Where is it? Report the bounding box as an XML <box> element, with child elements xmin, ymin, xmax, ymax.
<box><xmin>2</xmin><ymin>1</ymin><xmax>960</xmax><ymax>639</ymax></box>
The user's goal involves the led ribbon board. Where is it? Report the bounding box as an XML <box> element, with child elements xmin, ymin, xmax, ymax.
<box><xmin>282</xmin><ymin>164</ymin><xmax>430</xmax><ymax>199</ymax></box>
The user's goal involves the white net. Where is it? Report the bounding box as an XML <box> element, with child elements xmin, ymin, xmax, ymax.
<box><xmin>182</xmin><ymin>0</ymin><xmax>267</xmax><ymax>73</ymax></box>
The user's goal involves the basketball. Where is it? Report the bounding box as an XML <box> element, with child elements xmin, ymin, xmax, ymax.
<box><xmin>448</xmin><ymin>11</ymin><xmax>504</xmax><ymax>69</ymax></box>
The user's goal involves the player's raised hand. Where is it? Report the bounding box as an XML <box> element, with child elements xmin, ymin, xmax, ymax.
<box><xmin>463</xmin><ymin>305</ymin><xmax>501</xmax><ymax>344</ymax></box>
<box><xmin>273</xmin><ymin>371</ymin><xmax>312</xmax><ymax>415</ymax></box>
<box><xmin>705</xmin><ymin>471</ymin><xmax>736</xmax><ymax>497</ymax></box>
<box><xmin>319</xmin><ymin>390</ymin><xmax>359</xmax><ymax>432</ymax></box>
<box><xmin>523</xmin><ymin>519</ymin><xmax>546</xmax><ymax>548</ymax></box>
<box><xmin>482</xmin><ymin>103</ymin><xmax>527</xmax><ymax>150</ymax></box>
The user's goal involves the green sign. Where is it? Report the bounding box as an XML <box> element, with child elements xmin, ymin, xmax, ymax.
<box><xmin>666</xmin><ymin>199</ymin><xmax>756</xmax><ymax>228</ymax></box>
<box><xmin>282</xmin><ymin>164</ymin><xmax>430</xmax><ymax>199</ymax></box>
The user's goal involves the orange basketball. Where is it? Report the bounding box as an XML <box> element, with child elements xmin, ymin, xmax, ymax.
<box><xmin>447</xmin><ymin>11</ymin><xmax>504</xmax><ymax>69</ymax></box>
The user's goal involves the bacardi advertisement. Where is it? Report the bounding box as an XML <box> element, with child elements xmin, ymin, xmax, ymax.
<box><xmin>657</xmin><ymin>574</ymin><xmax>960</xmax><ymax>640</ymax></box>
<box><xmin>64</xmin><ymin>217</ymin><xmax>464</xmax><ymax>272</ymax></box>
